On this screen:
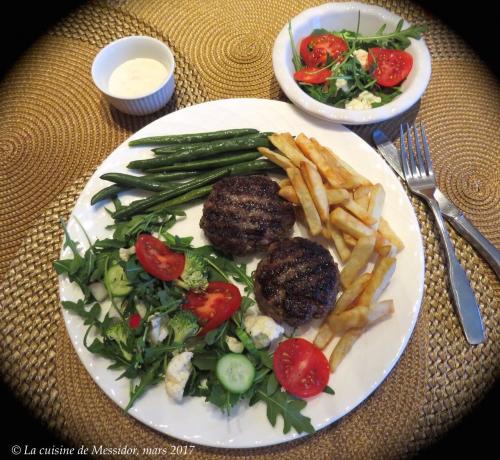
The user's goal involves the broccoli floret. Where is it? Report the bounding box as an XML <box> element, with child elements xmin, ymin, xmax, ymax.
<box><xmin>175</xmin><ymin>251</ymin><xmax>208</xmax><ymax>292</ymax></box>
<box><xmin>169</xmin><ymin>310</ymin><xmax>200</xmax><ymax>344</ymax></box>
<box><xmin>105</xmin><ymin>321</ymin><xmax>132</xmax><ymax>361</ymax></box>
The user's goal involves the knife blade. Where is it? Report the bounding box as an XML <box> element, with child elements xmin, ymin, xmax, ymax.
<box><xmin>372</xmin><ymin>129</ymin><xmax>500</xmax><ymax>279</ymax></box>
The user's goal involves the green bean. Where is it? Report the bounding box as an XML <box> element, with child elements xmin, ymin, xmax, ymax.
<box><xmin>152</xmin><ymin>134</ymin><xmax>270</xmax><ymax>155</ymax></box>
<box><xmin>152</xmin><ymin>132</ymin><xmax>273</xmax><ymax>155</ymax></box>
<box><xmin>146</xmin><ymin>151</ymin><xmax>262</xmax><ymax>173</ymax></box>
<box><xmin>99</xmin><ymin>173</ymin><xmax>178</xmax><ymax>192</ymax></box>
<box><xmin>141</xmin><ymin>171</ymin><xmax>199</xmax><ymax>182</ymax></box>
<box><xmin>90</xmin><ymin>184</ymin><xmax>125</xmax><ymax>205</ymax></box>
<box><xmin>148</xmin><ymin>185</ymin><xmax>213</xmax><ymax>212</ymax></box>
<box><xmin>128</xmin><ymin>128</ymin><xmax>259</xmax><ymax>146</ymax></box>
<box><xmin>227</xmin><ymin>159</ymin><xmax>281</xmax><ymax>176</ymax></box>
<box><xmin>113</xmin><ymin>169</ymin><xmax>230</xmax><ymax>220</ymax></box>
<box><xmin>91</xmin><ymin>172</ymin><xmax>198</xmax><ymax>205</ymax></box>
<box><xmin>128</xmin><ymin>137</ymin><xmax>272</xmax><ymax>171</ymax></box>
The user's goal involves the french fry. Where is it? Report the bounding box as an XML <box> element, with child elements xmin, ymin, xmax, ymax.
<box><xmin>327</xmin><ymin>306</ymin><xmax>370</xmax><ymax>335</ymax></box>
<box><xmin>342</xmin><ymin>198</ymin><xmax>377</xmax><ymax>226</ymax></box>
<box><xmin>354</xmin><ymin>185</ymin><xmax>371</xmax><ymax>199</ymax></box>
<box><xmin>311</xmin><ymin>139</ymin><xmax>371</xmax><ymax>188</ymax></box>
<box><xmin>367</xmin><ymin>183</ymin><xmax>385</xmax><ymax>230</ymax></box>
<box><xmin>353</xmin><ymin>185</ymin><xmax>371</xmax><ymax>210</ymax></box>
<box><xmin>377</xmin><ymin>244</ymin><xmax>397</xmax><ymax>257</ymax></box>
<box><xmin>357</xmin><ymin>256</ymin><xmax>397</xmax><ymax>306</ymax></box>
<box><xmin>314</xmin><ymin>322</ymin><xmax>334</xmax><ymax>350</ymax></box>
<box><xmin>374</xmin><ymin>232</ymin><xmax>397</xmax><ymax>255</ymax></box>
<box><xmin>368</xmin><ymin>299</ymin><xmax>395</xmax><ymax>323</ymax></box>
<box><xmin>295</xmin><ymin>134</ymin><xmax>346</xmax><ymax>188</ymax></box>
<box><xmin>335</xmin><ymin>273</ymin><xmax>372</xmax><ymax>314</ymax></box>
<box><xmin>327</xmin><ymin>220</ymin><xmax>351</xmax><ymax>262</ymax></box>
<box><xmin>278</xmin><ymin>185</ymin><xmax>300</xmax><ymax>204</ymax></box>
<box><xmin>326</xmin><ymin>188</ymin><xmax>350</xmax><ymax>205</ymax></box>
<box><xmin>328</xmin><ymin>300</ymin><xmax>394</xmax><ymax>336</ymax></box>
<box><xmin>300</xmin><ymin>161</ymin><xmax>329</xmax><ymax>223</ymax></box>
<box><xmin>330</xmin><ymin>207</ymin><xmax>375</xmax><ymax>239</ymax></box>
<box><xmin>309</xmin><ymin>139</ymin><xmax>357</xmax><ymax>189</ymax></box>
<box><xmin>379</xmin><ymin>218</ymin><xmax>404</xmax><ymax>252</ymax></box>
<box><xmin>329</xmin><ymin>329</ymin><xmax>362</xmax><ymax>373</ymax></box>
<box><xmin>257</xmin><ymin>147</ymin><xmax>293</xmax><ymax>170</ymax></box>
<box><xmin>269</xmin><ymin>133</ymin><xmax>311</xmax><ymax>167</ymax></box>
<box><xmin>279</xmin><ymin>178</ymin><xmax>291</xmax><ymax>188</ymax></box>
<box><xmin>340</xmin><ymin>234</ymin><xmax>377</xmax><ymax>288</ymax></box>
<box><xmin>325</xmin><ymin>148</ymin><xmax>371</xmax><ymax>187</ymax></box>
<box><xmin>343</xmin><ymin>233</ymin><xmax>357</xmax><ymax>247</ymax></box>
<box><xmin>287</xmin><ymin>167</ymin><xmax>322</xmax><ymax>235</ymax></box>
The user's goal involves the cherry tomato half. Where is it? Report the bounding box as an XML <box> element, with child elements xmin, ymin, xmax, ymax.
<box><xmin>273</xmin><ymin>338</ymin><xmax>330</xmax><ymax>398</ymax></box>
<box><xmin>135</xmin><ymin>234</ymin><xmax>185</xmax><ymax>281</ymax></box>
<box><xmin>183</xmin><ymin>281</ymin><xmax>242</xmax><ymax>335</ymax></box>
<box><xmin>300</xmin><ymin>34</ymin><xmax>348</xmax><ymax>67</ymax></box>
<box><xmin>294</xmin><ymin>67</ymin><xmax>332</xmax><ymax>84</ymax></box>
<box><xmin>367</xmin><ymin>47</ymin><xmax>413</xmax><ymax>87</ymax></box>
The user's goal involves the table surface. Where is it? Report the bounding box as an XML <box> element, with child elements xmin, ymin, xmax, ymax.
<box><xmin>0</xmin><ymin>1</ymin><xmax>498</xmax><ymax>459</ymax></box>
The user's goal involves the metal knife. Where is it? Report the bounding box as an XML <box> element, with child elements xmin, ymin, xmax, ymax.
<box><xmin>373</xmin><ymin>129</ymin><xmax>500</xmax><ymax>279</ymax></box>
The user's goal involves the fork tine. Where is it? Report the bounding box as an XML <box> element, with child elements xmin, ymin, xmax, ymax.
<box><xmin>420</xmin><ymin>123</ymin><xmax>434</xmax><ymax>177</ymax></box>
<box><xmin>400</xmin><ymin>124</ymin><xmax>411</xmax><ymax>179</ymax></box>
<box><xmin>413</xmin><ymin>123</ymin><xmax>426</xmax><ymax>175</ymax></box>
<box><xmin>406</xmin><ymin>123</ymin><xmax>418</xmax><ymax>177</ymax></box>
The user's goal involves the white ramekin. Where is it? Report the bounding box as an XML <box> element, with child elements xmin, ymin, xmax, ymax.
<box><xmin>91</xmin><ymin>36</ymin><xmax>175</xmax><ymax>116</ymax></box>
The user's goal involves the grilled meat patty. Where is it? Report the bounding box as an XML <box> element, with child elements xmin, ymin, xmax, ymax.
<box><xmin>254</xmin><ymin>237</ymin><xmax>339</xmax><ymax>326</ymax></box>
<box><xmin>199</xmin><ymin>175</ymin><xmax>295</xmax><ymax>255</ymax></box>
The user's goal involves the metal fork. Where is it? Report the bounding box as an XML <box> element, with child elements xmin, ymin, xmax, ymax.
<box><xmin>400</xmin><ymin>123</ymin><xmax>485</xmax><ymax>345</ymax></box>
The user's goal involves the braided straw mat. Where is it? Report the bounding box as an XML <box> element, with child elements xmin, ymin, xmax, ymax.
<box><xmin>0</xmin><ymin>0</ymin><xmax>498</xmax><ymax>458</ymax></box>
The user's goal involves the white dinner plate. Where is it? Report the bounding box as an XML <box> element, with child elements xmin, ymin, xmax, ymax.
<box><xmin>59</xmin><ymin>98</ymin><xmax>424</xmax><ymax>448</ymax></box>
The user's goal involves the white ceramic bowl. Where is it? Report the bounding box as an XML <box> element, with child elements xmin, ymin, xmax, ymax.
<box><xmin>273</xmin><ymin>2</ymin><xmax>431</xmax><ymax>125</ymax></box>
<box><xmin>91</xmin><ymin>36</ymin><xmax>175</xmax><ymax>116</ymax></box>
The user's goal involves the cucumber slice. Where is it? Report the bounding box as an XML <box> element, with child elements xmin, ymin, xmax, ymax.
<box><xmin>105</xmin><ymin>264</ymin><xmax>132</xmax><ymax>296</ymax></box>
<box><xmin>216</xmin><ymin>353</ymin><xmax>255</xmax><ymax>394</ymax></box>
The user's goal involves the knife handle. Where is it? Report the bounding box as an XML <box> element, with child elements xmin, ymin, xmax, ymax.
<box><xmin>428</xmin><ymin>198</ymin><xmax>486</xmax><ymax>344</ymax></box>
<box><xmin>447</xmin><ymin>214</ymin><xmax>500</xmax><ymax>279</ymax></box>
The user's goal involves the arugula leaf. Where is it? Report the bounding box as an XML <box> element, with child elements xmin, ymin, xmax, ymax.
<box><xmin>204</xmin><ymin>322</ymin><xmax>228</xmax><ymax>346</ymax></box>
<box><xmin>62</xmin><ymin>300</ymin><xmax>101</xmax><ymax>326</ymax></box>
<box><xmin>192</xmin><ymin>352</ymin><xmax>219</xmax><ymax>371</ymax></box>
<box><xmin>60</xmin><ymin>218</ymin><xmax>81</xmax><ymax>258</ymax></box>
<box><xmin>253</xmin><ymin>367</ymin><xmax>272</xmax><ymax>385</ymax></box>
<box><xmin>125</xmin><ymin>360</ymin><xmax>163</xmax><ymax>410</ymax></box>
<box><xmin>371</xmin><ymin>87</ymin><xmax>402</xmax><ymax>107</ymax></box>
<box><xmin>338</xmin><ymin>20</ymin><xmax>426</xmax><ymax>50</ymax></box>
<box><xmin>108</xmin><ymin>209</ymin><xmax>179</xmax><ymax>244</ymax></box>
<box><xmin>53</xmin><ymin>259</ymin><xmax>73</xmax><ymax>275</ymax></box>
<box><xmin>207</xmin><ymin>381</ymin><xmax>241</xmax><ymax>415</ymax></box>
<box><xmin>203</xmin><ymin>254</ymin><xmax>253</xmax><ymax>293</ymax></box>
<box><xmin>143</xmin><ymin>343</ymin><xmax>180</xmax><ymax>365</ymax></box>
<box><xmin>258</xmin><ymin>349</ymin><xmax>274</xmax><ymax>369</ymax></box>
<box><xmin>161</xmin><ymin>233</ymin><xmax>194</xmax><ymax>251</ymax></box>
<box><xmin>288</xmin><ymin>21</ymin><xmax>303</xmax><ymax>71</ymax></box>
<box><xmin>94</xmin><ymin>239</ymin><xmax>124</xmax><ymax>249</ymax></box>
<box><xmin>252</xmin><ymin>381</ymin><xmax>315</xmax><ymax>434</ymax></box>
<box><xmin>266</xmin><ymin>373</ymin><xmax>279</xmax><ymax>395</ymax></box>
<box><xmin>86</xmin><ymin>337</ymin><xmax>130</xmax><ymax>367</ymax></box>
<box><xmin>310</xmin><ymin>28</ymin><xmax>330</xmax><ymax>36</ymax></box>
<box><xmin>323</xmin><ymin>385</ymin><xmax>335</xmax><ymax>395</ymax></box>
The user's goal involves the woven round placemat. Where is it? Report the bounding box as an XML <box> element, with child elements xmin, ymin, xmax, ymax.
<box><xmin>0</xmin><ymin>0</ymin><xmax>499</xmax><ymax>459</ymax></box>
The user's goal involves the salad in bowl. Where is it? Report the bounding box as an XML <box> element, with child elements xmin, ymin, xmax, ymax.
<box><xmin>273</xmin><ymin>2</ymin><xmax>431</xmax><ymax>124</ymax></box>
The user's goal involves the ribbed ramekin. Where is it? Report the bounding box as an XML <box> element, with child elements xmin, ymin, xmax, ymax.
<box><xmin>91</xmin><ymin>36</ymin><xmax>175</xmax><ymax>116</ymax></box>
